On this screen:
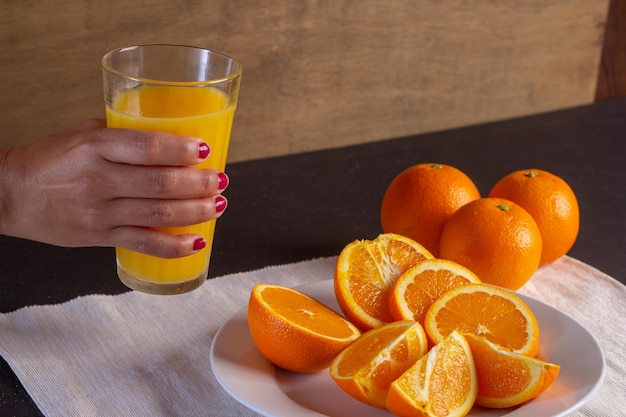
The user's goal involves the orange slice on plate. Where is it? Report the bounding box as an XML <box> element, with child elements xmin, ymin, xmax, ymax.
<box><xmin>389</xmin><ymin>258</ymin><xmax>481</xmax><ymax>325</ymax></box>
<box><xmin>330</xmin><ymin>320</ymin><xmax>428</xmax><ymax>408</ymax></box>
<box><xmin>424</xmin><ymin>283</ymin><xmax>540</xmax><ymax>357</ymax></box>
<box><xmin>334</xmin><ymin>233</ymin><xmax>434</xmax><ymax>330</ymax></box>
<box><xmin>247</xmin><ymin>283</ymin><xmax>361</xmax><ymax>373</ymax></box>
<box><xmin>464</xmin><ymin>333</ymin><xmax>560</xmax><ymax>408</ymax></box>
<box><xmin>386</xmin><ymin>330</ymin><xmax>478</xmax><ymax>417</ymax></box>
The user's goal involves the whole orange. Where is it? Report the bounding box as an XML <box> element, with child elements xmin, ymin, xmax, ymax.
<box><xmin>439</xmin><ymin>198</ymin><xmax>542</xmax><ymax>290</ymax></box>
<box><xmin>488</xmin><ymin>169</ymin><xmax>579</xmax><ymax>265</ymax></box>
<box><xmin>380</xmin><ymin>163</ymin><xmax>480</xmax><ymax>257</ymax></box>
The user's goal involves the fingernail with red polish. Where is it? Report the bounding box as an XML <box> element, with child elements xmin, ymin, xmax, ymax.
<box><xmin>218</xmin><ymin>172</ymin><xmax>229</xmax><ymax>190</ymax></box>
<box><xmin>215</xmin><ymin>195</ymin><xmax>227</xmax><ymax>213</ymax></box>
<box><xmin>193</xmin><ymin>237</ymin><xmax>206</xmax><ymax>251</ymax></box>
<box><xmin>198</xmin><ymin>142</ymin><xmax>210</xmax><ymax>159</ymax></box>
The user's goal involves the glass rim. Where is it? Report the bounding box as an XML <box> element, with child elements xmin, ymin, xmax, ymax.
<box><xmin>101</xmin><ymin>44</ymin><xmax>242</xmax><ymax>87</ymax></box>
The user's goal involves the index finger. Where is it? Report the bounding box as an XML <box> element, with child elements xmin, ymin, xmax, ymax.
<box><xmin>83</xmin><ymin>127</ymin><xmax>210</xmax><ymax>166</ymax></box>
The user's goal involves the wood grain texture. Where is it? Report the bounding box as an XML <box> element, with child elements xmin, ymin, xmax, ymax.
<box><xmin>0</xmin><ymin>0</ymin><xmax>609</xmax><ymax>162</ymax></box>
<box><xmin>596</xmin><ymin>0</ymin><xmax>626</xmax><ymax>100</ymax></box>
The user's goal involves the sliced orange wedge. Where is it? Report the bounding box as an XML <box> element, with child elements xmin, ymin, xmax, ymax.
<box><xmin>424</xmin><ymin>283</ymin><xmax>540</xmax><ymax>357</ymax></box>
<box><xmin>464</xmin><ymin>333</ymin><xmax>560</xmax><ymax>408</ymax></box>
<box><xmin>334</xmin><ymin>233</ymin><xmax>434</xmax><ymax>330</ymax></box>
<box><xmin>389</xmin><ymin>258</ymin><xmax>481</xmax><ymax>326</ymax></box>
<box><xmin>330</xmin><ymin>320</ymin><xmax>428</xmax><ymax>408</ymax></box>
<box><xmin>387</xmin><ymin>330</ymin><xmax>478</xmax><ymax>417</ymax></box>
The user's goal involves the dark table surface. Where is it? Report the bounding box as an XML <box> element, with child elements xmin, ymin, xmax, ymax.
<box><xmin>1</xmin><ymin>97</ymin><xmax>625</xmax><ymax>416</ymax></box>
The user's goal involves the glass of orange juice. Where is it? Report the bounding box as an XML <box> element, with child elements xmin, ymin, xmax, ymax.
<box><xmin>102</xmin><ymin>44</ymin><xmax>241</xmax><ymax>295</ymax></box>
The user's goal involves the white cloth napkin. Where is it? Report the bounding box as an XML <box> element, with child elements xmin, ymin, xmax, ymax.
<box><xmin>1</xmin><ymin>256</ymin><xmax>624</xmax><ymax>417</ymax></box>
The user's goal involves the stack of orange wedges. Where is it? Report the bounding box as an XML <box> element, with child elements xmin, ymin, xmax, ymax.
<box><xmin>247</xmin><ymin>233</ymin><xmax>560</xmax><ymax>417</ymax></box>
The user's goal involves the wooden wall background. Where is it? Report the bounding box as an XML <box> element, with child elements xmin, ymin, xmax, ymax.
<box><xmin>0</xmin><ymin>1</ymin><xmax>610</xmax><ymax>163</ymax></box>
<box><xmin>596</xmin><ymin>0</ymin><xmax>626</xmax><ymax>101</ymax></box>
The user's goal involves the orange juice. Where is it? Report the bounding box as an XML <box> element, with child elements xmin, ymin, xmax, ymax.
<box><xmin>106</xmin><ymin>85</ymin><xmax>235</xmax><ymax>291</ymax></box>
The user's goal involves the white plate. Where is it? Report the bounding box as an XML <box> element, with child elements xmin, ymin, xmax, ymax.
<box><xmin>210</xmin><ymin>280</ymin><xmax>605</xmax><ymax>417</ymax></box>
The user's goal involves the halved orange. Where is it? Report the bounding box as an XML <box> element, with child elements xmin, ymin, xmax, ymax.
<box><xmin>247</xmin><ymin>283</ymin><xmax>361</xmax><ymax>373</ymax></box>
<box><xmin>424</xmin><ymin>284</ymin><xmax>540</xmax><ymax>357</ymax></box>
<box><xmin>330</xmin><ymin>321</ymin><xmax>428</xmax><ymax>408</ymax></box>
<box><xmin>386</xmin><ymin>330</ymin><xmax>478</xmax><ymax>417</ymax></box>
<box><xmin>464</xmin><ymin>333</ymin><xmax>560</xmax><ymax>408</ymax></box>
<box><xmin>389</xmin><ymin>258</ymin><xmax>481</xmax><ymax>326</ymax></box>
<box><xmin>334</xmin><ymin>233</ymin><xmax>434</xmax><ymax>331</ymax></box>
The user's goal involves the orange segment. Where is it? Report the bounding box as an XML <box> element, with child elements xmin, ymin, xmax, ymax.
<box><xmin>247</xmin><ymin>283</ymin><xmax>361</xmax><ymax>373</ymax></box>
<box><xmin>389</xmin><ymin>258</ymin><xmax>481</xmax><ymax>326</ymax></box>
<box><xmin>424</xmin><ymin>283</ymin><xmax>540</xmax><ymax>357</ymax></box>
<box><xmin>334</xmin><ymin>233</ymin><xmax>434</xmax><ymax>331</ymax></box>
<box><xmin>464</xmin><ymin>333</ymin><xmax>560</xmax><ymax>408</ymax></box>
<box><xmin>330</xmin><ymin>321</ymin><xmax>428</xmax><ymax>408</ymax></box>
<box><xmin>386</xmin><ymin>330</ymin><xmax>477</xmax><ymax>417</ymax></box>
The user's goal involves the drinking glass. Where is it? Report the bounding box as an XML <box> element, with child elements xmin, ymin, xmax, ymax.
<box><xmin>102</xmin><ymin>44</ymin><xmax>241</xmax><ymax>294</ymax></box>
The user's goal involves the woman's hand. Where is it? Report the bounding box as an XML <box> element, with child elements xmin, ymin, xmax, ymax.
<box><xmin>0</xmin><ymin>119</ymin><xmax>229</xmax><ymax>258</ymax></box>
